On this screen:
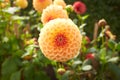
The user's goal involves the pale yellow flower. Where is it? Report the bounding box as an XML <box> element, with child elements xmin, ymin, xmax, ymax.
<box><xmin>38</xmin><ymin>19</ymin><xmax>82</xmax><ymax>62</ymax></box>
<box><xmin>53</xmin><ymin>0</ymin><xmax>66</xmax><ymax>8</ymax></box>
<box><xmin>33</xmin><ymin>0</ymin><xmax>52</xmax><ymax>12</ymax></box>
<box><xmin>16</xmin><ymin>0</ymin><xmax>28</xmax><ymax>9</ymax></box>
<box><xmin>41</xmin><ymin>5</ymin><xmax>68</xmax><ymax>25</ymax></box>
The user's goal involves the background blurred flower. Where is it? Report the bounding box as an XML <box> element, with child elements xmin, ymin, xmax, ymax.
<box><xmin>53</xmin><ymin>0</ymin><xmax>66</xmax><ymax>8</ymax></box>
<box><xmin>85</xmin><ymin>36</ymin><xmax>91</xmax><ymax>44</ymax></box>
<box><xmin>85</xmin><ymin>53</ymin><xmax>95</xmax><ymax>60</ymax></box>
<box><xmin>41</xmin><ymin>5</ymin><xmax>68</xmax><ymax>25</ymax></box>
<box><xmin>33</xmin><ymin>0</ymin><xmax>52</xmax><ymax>12</ymax></box>
<box><xmin>73</xmin><ymin>1</ymin><xmax>86</xmax><ymax>14</ymax></box>
<box><xmin>105</xmin><ymin>30</ymin><xmax>116</xmax><ymax>40</ymax></box>
<box><xmin>38</xmin><ymin>19</ymin><xmax>82</xmax><ymax>62</ymax></box>
<box><xmin>15</xmin><ymin>0</ymin><xmax>28</xmax><ymax>9</ymax></box>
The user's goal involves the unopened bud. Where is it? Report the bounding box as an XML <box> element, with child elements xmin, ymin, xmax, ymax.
<box><xmin>57</xmin><ymin>68</ymin><xmax>66</xmax><ymax>75</ymax></box>
<box><xmin>65</xmin><ymin>5</ymin><xmax>73</xmax><ymax>13</ymax></box>
<box><xmin>98</xmin><ymin>19</ymin><xmax>107</xmax><ymax>27</ymax></box>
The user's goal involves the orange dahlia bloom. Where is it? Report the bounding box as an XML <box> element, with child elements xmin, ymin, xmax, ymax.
<box><xmin>41</xmin><ymin>5</ymin><xmax>68</xmax><ymax>25</ymax></box>
<box><xmin>38</xmin><ymin>19</ymin><xmax>82</xmax><ymax>62</ymax></box>
<box><xmin>4</xmin><ymin>0</ymin><xmax>10</xmax><ymax>3</ymax></box>
<box><xmin>33</xmin><ymin>0</ymin><xmax>52</xmax><ymax>12</ymax></box>
<box><xmin>53</xmin><ymin>0</ymin><xmax>66</xmax><ymax>8</ymax></box>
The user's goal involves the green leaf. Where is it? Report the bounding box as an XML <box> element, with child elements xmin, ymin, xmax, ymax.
<box><xmin>116</xmin><ymin>42</ymin><xmax>120</xmax><ymax>51</ymax></box>
<box><xmin>88</xmin><ymin>47</ymin><xmax>97</xmax><ymax>53</ymax></box>
<box><xmin>107</xmin><ymin>63</ymin><xmax>120</xmax><ymax>80</ymax></box>
<box><xmin>82</xmin><ymin>65</ymin><xmax>92</xmax><ymax>71</ymax></box>
<box><xmin>72</xmin><ymin>60</ymin><xmax>82</xmax><ymax>68</ymax></box>
<box><xmin>82</xmin><ymin>15</ymin><xmax>89</xmax><ymax>20</ymax></box>
<box><xmin>10</xmin><ymin>71</ymin><xmax>21</xmax><ymax>80</ymax></box>
<box><xmin>107</xmin><ymin>57</ymin><xmax>119</xmax><ymax>63</ymax></box>
<box><xmin>108</xmin><ymin>39</ymin><xmax>116</xmax><ymax>50</ymax></box>
<box><xmin>23</xmin><ymin>64</ymin><xmax>34</xmax><ymax>80</ymax></box>
<box><xmin>3</xmin><ymin>7</ymin><xmax>20</xmax><ymax>14</ymax></box>
<box><xmin>61</xmin><ymin>71</ymin><xmax>70</xmax><ymax>80</ymax></box>
<box><xmin>73</xmin><ymin>19</ymin><xmax>78</xmax><ymax>24</ymax></box>
<box><xmin>12</xmin><ymin>16</ymin><xmax>29</xmax><ymax>20</ymax></box>
<box><xmin>79</xmin><ymin>23</ymin><xmax>87</xmax><ymax>29</ymax></box>
<box><xmin>82</xmin><ymin>59</ymin><xmax>91</xmax><ymax>66</ymax></box>
<box><xmin>1</xmin><ymin>57</ymin><xmax>19</xmax><ymax>80</ymax></box>
<box><xmin>99</xmin><ymin>48</ymin><xmax>106</xmax><ymax>63</ymax></box>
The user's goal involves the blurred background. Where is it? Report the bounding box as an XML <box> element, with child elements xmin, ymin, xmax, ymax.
<box><xmin>0</xmin><ymin>0</ymin><xmax>120</xmax><ymax>80</ymax></box>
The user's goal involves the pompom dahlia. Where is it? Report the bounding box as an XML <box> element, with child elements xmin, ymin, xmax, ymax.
<box><xmin>41</xmin><ymin>5</ymin><xmax>68</xmax><ymax>25</ymax></box>
<box><xmin>16</xmin><ymin>0</ymin><xmax>28</xmax><ymax>9</ymax></box>
<box><xmin>33</xmin><ymin>0</ymin><xmax>52</xmax><ymax>12</ymax></box>
<box><xmin>73</xmin><ymin>1</ymin><xmax>86</xmax><ymax>14</ymax></box>
<box><xmin>38</xmin><ymin>19</ymin><xmax>82</xmax><ymax>62</ymax></box>
<box><xmin>53</xmin><ymin>0</ymin><xmax>66</xmax><ymax>8</ymax></box>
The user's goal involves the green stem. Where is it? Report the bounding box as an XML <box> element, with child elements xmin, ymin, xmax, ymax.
<box><xmin>102</xmin><ymin>26</ymin><xmax>105</xmax><ymax>47</ymax></box>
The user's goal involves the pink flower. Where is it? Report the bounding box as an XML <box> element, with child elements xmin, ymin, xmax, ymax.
<box><xmin>73</xmin><ymin>1</ymin><xmax>86</xmax><ymax>14</ymax></box>
<box><xmin>85</xmin><ymin>53</ymin><xmax>95</xmax><ymax>60</ymax></box>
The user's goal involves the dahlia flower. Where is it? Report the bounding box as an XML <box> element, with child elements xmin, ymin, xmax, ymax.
<box><xmin>16</xmin><ymin>0</ymin><xmax>28</xmax><ymax>9</ymax></box>
<box><xmin>73</xmin><ymin>1</ymin><xmax>86</xmax><ymax>14</ymax></box>
<box><xmin>41</xmin><ymin>5</ymin><xmax>68</xmax><ymax>25</ymax></box>
<box><xmin>85</xmin><ymin>53</ymin><xmax>95</xmax><ymax>60</ymax></box>
<box><xmin>53</xmin><ymin>0</ymin><xmax>66</xmax><ymax>8</ymax></box>
<box><xmin>38</xmin><ymin>19</ymin><xmax>82</xmax><ymax>62</ymax></box>
<box><xmin>33</xmin><ymin>0</ymin><xmax>52</xmax><ymax>12</ymax></box>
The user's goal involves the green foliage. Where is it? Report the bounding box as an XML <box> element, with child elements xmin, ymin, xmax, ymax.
<box><xmin>0</xmin><ymin>0</ymin><xmax>120</xmax><ymax>80</ymax></box>
<box><xmin>66</xmin><ymin>0</ymin><xmax>120</xmax><ymax>41</ymax></box>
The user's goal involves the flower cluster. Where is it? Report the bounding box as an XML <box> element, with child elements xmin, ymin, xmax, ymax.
<box><xmin>35</xmin><ymin>0</ymin><xmax>86</xmax><ymax>62</ymax></box>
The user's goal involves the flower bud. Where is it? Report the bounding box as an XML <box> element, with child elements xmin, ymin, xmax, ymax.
<box><xmin>65</xmin><ymin>5</ymin><xmax>73</xmax><ymax>13</ymax></box>
<box><xmin>98</xmin><ymin>19</ymin><xmax>107</xmax><ymax>27</ymax></box>
<box><xmin>57</xmin><ymin>68</ymin><xmax>66</xmax><ymax>75</ymax></box>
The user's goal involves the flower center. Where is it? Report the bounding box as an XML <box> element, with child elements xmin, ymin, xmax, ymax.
<box><xmin>55</xmin><ymin>34</ymin><xmax>67</xmax><ymax>47</ymax></box>
<box><xmin>76</xmin><ymin>6</ymin><xmax>82</xmax><ymax>12</ymax></box>
<box><xmin>47</xmin><ymin>17</ymin><xmax>53</xmax><ymax>22</ymax></box>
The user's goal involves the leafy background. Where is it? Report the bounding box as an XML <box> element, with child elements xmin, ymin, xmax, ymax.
<box><xmin>66</xmin><ymin>0</ymin><xmax>120</xmax><ymax>41</ymax></box>
<box><xmin>0</xmin><ymin>0</ymin><xmax>120</xmax><ymax>80</ymax></box>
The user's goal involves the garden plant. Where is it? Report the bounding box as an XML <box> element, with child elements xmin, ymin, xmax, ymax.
<box><xmin>0</xmin><ymin>0</ymin><xmax>120</xmax><ymax>80</ymax></box>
